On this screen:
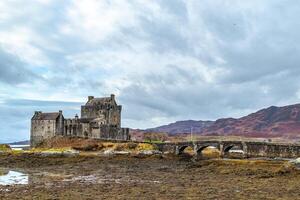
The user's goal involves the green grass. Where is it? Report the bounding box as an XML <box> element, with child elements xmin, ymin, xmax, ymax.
<box><xmin>143</xmin><ymin>140</ymin><xmax>164</xmax><ymax>144</ymax></box>
<box><xmin>0</xmin><ymin>144</ymin><xmax>11</xmax><ymax>152</ymax></box>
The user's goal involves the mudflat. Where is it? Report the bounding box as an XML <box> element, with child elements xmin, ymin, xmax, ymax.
<box><xmin>0</xmin><ymin>154</ymin><xmax>299</xmax><ymax>200</ymax></box>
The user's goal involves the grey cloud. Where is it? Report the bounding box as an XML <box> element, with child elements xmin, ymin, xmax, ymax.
<box><xmin>0</xmin><ymin>49</ymin><xmax>40</xmax><ymax>85</ymax></box>
<box><xmin>5</xmin><ymin>99</ymin><xmax>82</xmax><ymax>107</ymax></box>
<box><xmin>0</xmin><ymin>98</ymin><xmax>83</xmax><ymax>143</ymax></box>
<box><xmin>138</xmin><ymin>17</ymin><xmax>189</xmax><ymax>54</ymax></box>
<box><xmin>2</xmin><ymin>1</ymin><xmax>300</xmax><ymax>137</ymax></box>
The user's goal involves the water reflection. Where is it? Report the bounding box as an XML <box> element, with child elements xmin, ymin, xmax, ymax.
<box><xmin>0</xmin><ymin>170</ymin><xmax>28</xmax><ymax>185</ymax></box>
<box><xmin>0</xmin><ymin>169</ymin><xmax>160</xmax><ymax>186</ymax></box>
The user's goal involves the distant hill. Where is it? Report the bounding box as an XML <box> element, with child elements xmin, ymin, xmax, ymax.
<box><xmin>142</xmin><ymin>103</ymin><xmax>300</xmax><ymax>139</ymax></box>
<box><xmin>145</xmin><ymin>120</ymin><xmax>214</xmax><ymax>135</ymax></box>
<box><xmin>201</xmin><ymin>104</ymin><xmax>300</xmax><ymax>139</ymax></box>
<box><xmin>8</xmin><ymin>140</ymin><xmax>30</xmax><ymax>145</ymax></box>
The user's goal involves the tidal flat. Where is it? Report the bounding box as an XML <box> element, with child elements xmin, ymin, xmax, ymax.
<box><xmin>0</xmin><ymin>154</ymin><xmax>299</xmax><ymax>200</ymax></box>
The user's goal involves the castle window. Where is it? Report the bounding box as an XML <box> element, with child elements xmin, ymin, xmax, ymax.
<box><xmin>48</xmin><ymin>126</ymin><xmax>50</xmax><ymax>129</ymax></box>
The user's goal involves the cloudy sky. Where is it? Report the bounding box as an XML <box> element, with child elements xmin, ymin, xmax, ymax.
<box><xmin>1</xmin><ymin>0</ymin><xmax>300</xmax><ymax>142</ymax></box>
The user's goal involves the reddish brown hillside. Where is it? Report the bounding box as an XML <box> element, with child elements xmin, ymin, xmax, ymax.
<box><xmin>141</xmin><ymin>103</ymin><xmax>300</xmax><ymax>139</ymax></box>
<box><xmin>202</xmin><ymin>104</ymin><xmax>300</xmax><ymax>139</ymax></box>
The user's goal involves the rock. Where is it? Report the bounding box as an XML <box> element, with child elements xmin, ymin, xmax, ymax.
<box><xmin>289</xmin><ymin>158</ymin><xmax>300</xmax><ymax>169</ymax></box>
<box><xmin>72</xmin><ymin>144</ymin><xmax>100</xmax><ymax>151</ymax></box>
<box><xmin>289</xmin><ymin>158</ymin><xmax>300</xmax><ymax>164</ymax></box>
<box><xmin>103</xmin><ymin>149</ymin><xmax>130</xmax><ymax>156</ymax></box>
<box><xmin>62</xmin><ymin>149</ymin><xmax>80</xmax><ymax>156</ymax></box>
<box><xmin>138</xmin><ymin>150</ymin><xmax>162</xmax><ymax>155</ymax></box>
<box><xmin>39</xmin><ymin>151</ymin><xmax>62</xmax><ymax>156</ymax></box>
<box><xmin>103</xmin><ymin>149</ymin><xmax>114</xmax><ymax>156</ymax></box>
<box><xmin>114</xmin><ymin>151</ymin><xmax>130</xmax><ymax>155</ymax></box>
<box><xmin>39</xmin><ymin>149</ymin><xmax>79</xmax><ymax>157</ymax></box>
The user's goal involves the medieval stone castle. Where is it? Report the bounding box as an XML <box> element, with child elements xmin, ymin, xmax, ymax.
<box><xmin>30</xmin><ymin>94</ymin><xmax>130</xmax><ymax>146</ymax></box>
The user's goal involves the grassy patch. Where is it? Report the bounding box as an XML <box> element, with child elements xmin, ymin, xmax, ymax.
<box><xmin>202</xmin><ymin>148</ymin><xmax>221</xmax><ymax>158</ymax></box>
<box><xmin>11</xmin><ymin>149</ymin><xmax>24</xmax><ymax>155</ymax></box>
<box><xmin>0</xmin><ymin>144</ymin><xmax>11</xmax><ymax>152</ymax></box>
<box><xmin>30</xmin><ymin>137</ymin><xmax>159</xmax><ymax>154</ymax></box>
<box><xmin>143</xmin><ymin>140</ymin><xmax>164</xmax><ymax>144</ymax></box>
<box><xmin>112</xmin><ymin>143</ymin><xmax>154</xmax><ymax>151</ymax></box>
<box><xmin>29</xmin><ymin>147</ymin><xmax>73</xmax><ymax>153</ymax></box>
<box><xmin>136</xmin><ymin>143</ymin><xmax>156</xmax><ymax>151</ymax></box>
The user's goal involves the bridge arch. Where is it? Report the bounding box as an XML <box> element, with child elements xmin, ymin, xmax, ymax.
<box><xmin>222</xmin><ymin>142</ymin><xmax>246</xmax><ymax>158</ymax></box>
<box><xmin>196</xmin><ymin>145</ymin><xmax>210</xmax><ymax>154</ymax></box>
<box><xmin>195</xmin><ymin>144</ymin><xmax>220</xmax><ymax>158</ymax></box>
<box><xmin>176</xmin><ymin>145</ymin><xmax>194</xmax><ymax>155</ymax></box>
<box><xmin>224</xmin><ymin>145</ymin><xmax>236</xmax><ymax>153</ymax></box>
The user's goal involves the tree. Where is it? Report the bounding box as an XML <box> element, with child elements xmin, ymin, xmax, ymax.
<box><xmin>143</xmin><ymin>132</ymin><xmax>168</xmax><ymax>142</ymax></box>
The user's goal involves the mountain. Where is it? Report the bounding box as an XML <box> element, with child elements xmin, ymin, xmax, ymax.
<box><xmin>145</xmin><ymin>120</ymin><xmax>214</xmax><ymax>135</ymax></box>
<box><xmin>8</xmin><ymin>140</ymin><xmax>30</xmax><ymax>145</ymax></box>
<box><xmin>144</xmin><ymin>103</ymin><xmax>300</xmax><ymax>139</ymax></box>
<box><xmin>201</xmin><ymin>104</ymin><xmax>300</xmax><ymax>139</ymax></box>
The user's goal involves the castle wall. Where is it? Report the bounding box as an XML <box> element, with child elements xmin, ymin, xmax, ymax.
<box><xmin>81</xmin><ymin>105</ymin><xmax>99</xmax><ymax>119</ymax></box>
<box><xmin>108</xmin><ymin>106</ymin><xmax>121</xmax><ymax>128</ymax></box>
<box><xmin>91</xmin><ymin>127</ymin><xmax>100</xmax><ymax>138</ymax></box>
<box><xmin>30</xmin><ymin>120</ymin><xmax>56</xmax><ymax>146</ymax></box>
<box><xmin>99</xmin><ymin>126</ymin><xmax>130</xmax><ymax>140</ymax></box>
<box><xmin>81</xmin><ymin>96</ymin><xmax>121</xmax><ymax>127</ymax></box>
<box><xmin>30</xmin><ymin>95</ymin><xmax>130</xmax><ymax>146</ymax></box>
<box><xmin>81</xmin><ymin>123</ymin><xmax>90</xmax><ymax>137</ymax></box>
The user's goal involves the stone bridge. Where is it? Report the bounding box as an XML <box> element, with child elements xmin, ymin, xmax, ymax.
<box><xmin>155</xmin><ymin>140</ymin><xmax>300</xmax><ymax>158</ymax></box>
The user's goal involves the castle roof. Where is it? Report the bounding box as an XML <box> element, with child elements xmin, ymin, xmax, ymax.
<box><xmin>32</xmin><ymin>112</ymin><xmax>60</xmax><ymax>120</ymax></box>
<box><xmin>85</xmin><ymin>97</ymin><xmax>112</xmax><ymax>106</ymax></box>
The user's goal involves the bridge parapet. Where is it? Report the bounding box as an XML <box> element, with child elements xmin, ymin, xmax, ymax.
<box><xmin>155</xmin><ymin>140</ymin><xmax>300</xmax><ymax>159</ymax></box>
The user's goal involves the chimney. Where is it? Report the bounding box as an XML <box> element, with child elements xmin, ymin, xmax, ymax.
<box><xmin>111</xmin><ymin>94</ymin><xmax>115</xmax><ymax>101</ymax></box>
<box><xmin>58</xmin><ymin>110</ymin><xmax>64</xmax><ymax>135</ymax></box>
<box><xmin>88</xmin><ymin>96</ymin><xmax>94</xmax><ymax>101</ymax></box>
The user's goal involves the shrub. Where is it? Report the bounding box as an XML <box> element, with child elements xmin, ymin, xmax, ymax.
<box><xmin>72</xmin><ymin>144</ymin><xmax>100</xmax><ymax>151</ymax></box>
<box><xmin>126</xmin><ymin>142</ymin><xmax>138</xmax><ymax>150</ymax></box>
<box><xmin>136</xmin><ymin>143</ymin><xmax>156</xmax><ymax>151</ymax></box>
<box><xmin>103</xmin><ymin>143</ymin><xmax>115</xmax><ymax>148</ymax></box>
<box><xmin>113</xmin><ymin>144</ymin><xmax>126</xmax><ymax>151</ymax></box>
<box><xmin>143</xmin><ymin>132</ymin><xmax>168</xmax><ymax>142</ymax></box>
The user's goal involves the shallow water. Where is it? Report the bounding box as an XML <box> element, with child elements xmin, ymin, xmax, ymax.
<box><xmin>0</xmin><ymin>170</ymin><xmax>28</xmax><ymax>185</ymax></box>
<box><xmin>0</xmin><ymin>168</ymin><xmax>159</xmax><ymax>187</ymax></box>
<box><xmin>9</xmin><ymin>145</ymin><xmax>30</xmax><ymax>151</ymax></box>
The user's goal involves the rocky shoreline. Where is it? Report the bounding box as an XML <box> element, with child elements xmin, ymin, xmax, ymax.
<box><xmin>1</xmin><ymin>137</ymin><xmax>300</xmax><ymax>199</ymax></box>
<box><xmin>0</xmin><ymin>153</ymin><xmax>300</xmax><ymax>199</ymax></box>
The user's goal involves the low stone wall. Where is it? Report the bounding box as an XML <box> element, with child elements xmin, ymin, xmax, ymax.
<box><xmin>99</xmin><ymin>126</ymin><xmax>130</xmax><ymax>141</ymax></box>
<box><xmin>245</xmin><ymin>142</ymin><xmax>300</xmax><ymax>158</ymax></box>
<box><xmin>30</xmin><ymin>136</ymin><xmax>45</xmax><ymax>147</ymax></box>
